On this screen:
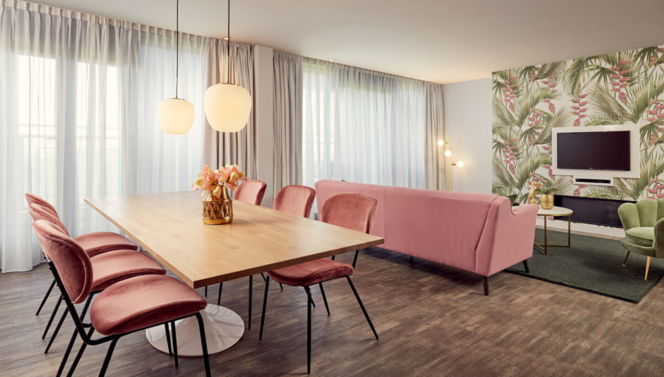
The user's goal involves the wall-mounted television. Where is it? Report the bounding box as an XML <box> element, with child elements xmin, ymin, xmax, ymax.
<box><xmin>557</xmin><ymin>131</ymin><xmax>630</xmax><ymax>171</ymax></box>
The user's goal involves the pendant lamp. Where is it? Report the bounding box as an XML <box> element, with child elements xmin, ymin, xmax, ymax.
<box><xmin>159</xmin><ymin>0</ymin><xmax>195</xmax><ymax>135</ymax></box>
<box><xmin>204</xmin><ymin>0</ymin><xmax>252</xmax><ymax>133</ymax></box>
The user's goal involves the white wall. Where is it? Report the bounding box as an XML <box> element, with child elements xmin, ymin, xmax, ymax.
<box><xmin>443</xmin><ymin>78</ymin><xmax>493</xmax><ymax>194</ymax></box>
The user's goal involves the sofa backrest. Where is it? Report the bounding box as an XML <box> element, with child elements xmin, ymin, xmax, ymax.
<box><xmin>619</xmin><ymin>198</ymin><xmax>664</xmax><ymax>230</ymax></box>
<box><xmin>314</xmin><ymin>180</ymin><xmax>505</xmax><ymax>273</ymax></box>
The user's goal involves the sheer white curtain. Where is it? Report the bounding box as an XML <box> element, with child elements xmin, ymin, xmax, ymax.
<box><xmin>0</xmin><ymin>1</ymin><xmax>207</xmax><ymax>272</ymax></box>
<box><xmin>302</xmin><ymin>58</ymin><xmax>426</xmax><ymax>192</ymax></box>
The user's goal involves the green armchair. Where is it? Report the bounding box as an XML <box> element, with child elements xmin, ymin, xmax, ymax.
<box><xmin>618</xmin><ymin>199</ymin><xmax>664</xmax><ymax>280</ymax></box>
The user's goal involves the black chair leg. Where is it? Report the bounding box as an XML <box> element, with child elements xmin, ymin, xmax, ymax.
<box><xmin>164</xmin><ymin>323</ymin><xmax>173</xmax><ymax>356</ymax></box>
<box><xmin>261</xmin><ymin>272</ymin><xmax>268</xmax><ymax>282</ymax></box>
<box><xmin>217</xmin><ymin>282</ymin><xmax>224</xmax><ymax>306</ymax></box>
<box><xmin>67</xmin><ymin>327</ymin><xmax>95</xmax><ymax>377</ymax></box>
<box><xmin>352</xmin><ymin>250</ymin><xmax>359</xmax><ymax>268</ymax></box>
<box><xmin>523</xmin><ymin>259</ymin><xmax>530</xmax><ymax>273</ymax></box>
<box><xmin>43</xmin><ymin>295</ymin><xmax>63</xmax><ymax>339</ymax></box>
<box><xmin>45</xmin><ymin>307</ymin><xmax>69</xmax><ymax>353</ymax></box>
<box><xmin>305</xmin><ymin>286</ymin><xmax>312</xmax><ymax>374</ymax></box>
<box><xmin>36</xmin><ymin>279</ymin><xmax>56</xmax><ymax>315</ymax></box>
<box><xmin>279</xmin><ymin>283</ymin><xmax>283</xmax><ymax>290</ymax></box>
<box><xmin>346</xmin><ymin>276</ymin><xmax>378</xmax><ymax>340</ymax></box>
<box><xmin>195</xmin><ymin>312</ymin><xmax>212</xmax><ymax>377</ymax></box>
<box><xmin>259</xmin><ymin>276</ymin><xmax>270</xmax><ymax>340</ymax></box>
<box><xmin>98</xmin><ymin>336</ymin><xmax>120</xmax><ymax>377</ymax></box>
<box><xmin>171</xmin><ymin>321</ymin><xmax>178</xmax><ymax>367</ymax></box>
<box><xmin>204</xmin><ymin>286</ymin><xmax>208</xmax><ymax>297</ymax></box>
<box><xmin>303</xmin><ymin>287</ymin><xmax>315</xmax><ymax>307</ymax></box>
<box><xmin>248</xmin><ymin>275</ymin><xmax>253</xmax><ymax>329</ymax></box>
<box><xmin>319</xmin><ymin>283</ymin><xmax>330</xmax><ymax>316</ymax></box>
<box><xmin>56</xmin><ymin>329</ymin><xmax>78</xmax><ymax>377</ymax></box>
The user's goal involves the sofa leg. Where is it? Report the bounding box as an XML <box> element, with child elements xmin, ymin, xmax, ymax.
<box><xmin>622</xmin><ymin>250</ymin><xmax>630</xmax><ymax>266</ymax></box>
<box><xmin>483</xmin><ymin>276</ymin><xmax>489</xmax><ymax>296</ymax></box>
<box><xmin>523</xmin><ymin>260</ymin><xmax>530</xmax><ymax>273</ymax></box>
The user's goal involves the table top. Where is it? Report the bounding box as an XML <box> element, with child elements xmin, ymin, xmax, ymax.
<box><xmin>85</xmin><ymin>191</ymin><xmax>384</xmax><ymax>288</ymax></box>
<box><xmin>537</xmin><ymin>206</ymin><xmax>573</xmax><ymax>216</ymax></box>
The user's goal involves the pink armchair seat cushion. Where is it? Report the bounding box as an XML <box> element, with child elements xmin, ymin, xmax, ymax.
<box><xmin>90</xmin><ymin>275</ymin><xmax>208</xmax><ymax>336</ymax></box>
<box><xmin>267</xmin><ymin>259</ymin><xmax>354</xmax><ymax>287</ymax></box>
<box><xmin>75</xmin><ymin>232</ymin><xmax>138</xmax><ymax>258</ymax></box>
<box><xmin>90</xmin><ymin>249</ymin><xmax>166</xmax><ymax>292</ymax></box>
<box><xmin>234</xmin><ymin>180</ymin><xmax>267</xmax><ymax>205</ymax></box>
<box><xmin>273</xmin><ymin>185</ymin><xmax>316</xmax><ymax>218</ymax></box>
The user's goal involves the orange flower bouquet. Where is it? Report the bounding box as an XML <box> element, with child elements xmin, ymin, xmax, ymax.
<box><xmin>192</xmin><ymin>164</ymin><xmax>247</xmax><ymax>224</ymax></box>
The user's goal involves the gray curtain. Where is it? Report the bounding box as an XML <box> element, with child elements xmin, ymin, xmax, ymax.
<box><xmin>202</xmin><ymin>40</ymin><xmax>257</xmax><ymax>178</ymax></box>
<box><xmin>425</xmin><ymin>82</ymin><xmax>446</xmax><ymax>190</ymax></box>
<box><xmin>273</xmin><ymin>51</ymin><xmax>303</xmax><ymax>192</ymax></box>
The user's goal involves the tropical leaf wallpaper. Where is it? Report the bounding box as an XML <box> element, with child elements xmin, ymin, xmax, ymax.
<box><xmin>492</xmin><ymin>44</ymin><xmax>664</xmax><ymax>203</ymax></box>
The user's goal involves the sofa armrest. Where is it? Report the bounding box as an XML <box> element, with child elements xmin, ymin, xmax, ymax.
<box><xmin>618</xmin><ymin>202</ymin><xmax>640</xmax><ymax>231</ymax></box>
<box><xmin>475</xmin><ymin>199</ymin><xmax>539</xmax><ymax>276</ymax></box>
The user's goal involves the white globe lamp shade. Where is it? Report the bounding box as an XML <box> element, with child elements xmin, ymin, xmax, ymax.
<box><xmin>444</xmin><ymin>149</ymin><xmax>452</xmax><ymax>157</ymax></box>
<box><xmin>456</xmin><ymin>161</ymin><xmax>465</xmax><ymax>168</ymax></box>
<box><xmin>158</xmin><ymin>98</ymin><xmax>195</xmax><ymax>135</ymax></box>
<box><xmin>204</xmin><ymin>83</ymin><xmax>252</xmax><ymax>132</ymax></box>
<box><xmin>437</xmin><ymin>139</ymin><xmax>445</xmax><ymax>146</ymax></box>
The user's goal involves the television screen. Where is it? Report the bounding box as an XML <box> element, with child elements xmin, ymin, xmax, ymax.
<box><xmin>557</xmin><ymin>131</ymin><xmax>630</xmax><ymax>171</ymax></box>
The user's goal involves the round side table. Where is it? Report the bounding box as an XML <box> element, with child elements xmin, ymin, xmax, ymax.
<box><xmin>536</xmin><ymin>206</ymin><xmax>573</xmax><ymax>255</ymax></box>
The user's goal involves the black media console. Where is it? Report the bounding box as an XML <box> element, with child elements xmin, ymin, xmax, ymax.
<box><xmin>552</xmin><ymin>195</ymin><xmax>636</xmax><ymax>228</ymax></box>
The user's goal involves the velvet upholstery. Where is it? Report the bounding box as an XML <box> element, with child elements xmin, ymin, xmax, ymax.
<box><xmin>32</xmin><ymin>220</ymin><xmax>93</xmax><ymax>304</ymax></box>
<box><xmin>618</xmin><ymin>199</ymin><xmax>664</xmax><ymax>259</ymax></box>
<box><xmin>90</xmin><ymin>275</ymin><xmax>208</xmax><ymax>336</ymax></box>
<box><xmin>29</xmin><ymin>203</ymin><xmax>137</xmax><ymax>256</ymax></box>
<box><xmin>74</xmin><ymin>232</ymin><xmax>138</xmax><ymax>257</ymax></box>
<box><xmin>319</xmin><ymin>193</ymin><xmax>378</xmax><ymax>234</ymax></box>
<box><xmin>268</xmin><ymin>259</ymin><xmax>354</xmax><ymax>286</ymax></box>
<box><xmin>268</xmin><ymin>192</ymin><xmax>377</xmax><ymax>287</ymax></box>
<box><xmin>29</xmin><ymin>203</ymin><xmax>69</xmax><ymax>235</ymax></box>
<box><xmin>314</xmin><ymin>180</ymin><xmax>539</xmax><ymax>277</ymax></box>
<box><xmin>91</xmin><ymin>249</ymin><xmax>166</xmax><ymax>291</ymax></box>
<box><xmin>273</xmin><ymin>185</ymin><xmax>316</xmax><ymax>217</ymax></box>
<box><xmin>234</xmin><ymin>180</ymin><xmax>267</xmax><ymax>205</ymax></box>
<box><xmin>25</xmin><ymin>192</ymin><xmax>58</xmax><ymax>216</ymax></box>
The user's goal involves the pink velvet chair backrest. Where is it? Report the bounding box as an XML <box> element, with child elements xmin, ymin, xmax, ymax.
<box><xmin>25</xmin><ymin>193</ymin><xmax>58</xmax><ymax>217</ymax></box>
<box><xmin>273</xmin><ymin>185</ymin><xmax>316</xmax><ymax>218</ymax></box>
<box><xmin>32</xmin><ymin>220</ymin><xmax>93</xmax><ymax>304</ymax></box>
<box><xmin>234</xmin><ymin>180</ymin><xmax>267</xmax><ymax>205</ymax></box>
<box><xmin>28</xmin><ymin>203</ymin><xmax>70</xmax><ymax>237</ymax></box>
<box><xmin>320</xmin><ymin>193</ymin><xmax>378</xmax><ymax>234</ymax></box>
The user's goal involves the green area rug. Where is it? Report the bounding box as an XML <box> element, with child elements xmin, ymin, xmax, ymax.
<box><xmin>506</xmin><ymin>229</ymin><xmax>664</xmax><ymax>303</ymax></box>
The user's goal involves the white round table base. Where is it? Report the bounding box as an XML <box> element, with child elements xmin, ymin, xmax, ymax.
<box><xmin>146</xmin><ymin>304</ymin><xmax>244</xmax><ymax>356</ymax></box>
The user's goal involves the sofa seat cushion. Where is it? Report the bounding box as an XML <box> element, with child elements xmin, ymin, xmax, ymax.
<box><xmin>90</xmin><ymin>275</ymin><xmax>208</xmax><ymax>336</ymax></box>
<box><xmin>75</xmin><ymin>232</ymin><xmax>138</xmax><ymax>257</ymax></box>
<box><xmin>268</xmin><ymin>259</ymin><xmax>353</xmax><ymax>287</ymax></box>
<box><xmin>91</xmin><ymin>249</ymin><xmax>166</xmax><ymax>292</ymax></box>
<box><xmin>625</xmin><ymin>227</ymin><xmax>654</xmax><ymax>247</ymax></box>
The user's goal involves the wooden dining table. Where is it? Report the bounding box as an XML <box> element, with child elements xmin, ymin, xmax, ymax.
<box><xmin>85</xmin><ymin>191</ymin><xmax>384</xmax><ymax>356</ymax></box>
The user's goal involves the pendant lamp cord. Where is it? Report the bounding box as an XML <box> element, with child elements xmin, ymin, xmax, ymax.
<box><xmin>175</xmin><ymin>0</ymin><xmax>180</xmax><ymax>99</ymax></box>
<box><xmin>227</xmin><ymin>0</ymin><xmax>231</xmax><ymax>84</ymax></box>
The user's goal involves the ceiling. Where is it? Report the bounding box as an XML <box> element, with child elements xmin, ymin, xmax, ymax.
<box><xmin>31</xmin><ymin>0</ymin><xmax>664</xmax><ymax>84</ymax></box>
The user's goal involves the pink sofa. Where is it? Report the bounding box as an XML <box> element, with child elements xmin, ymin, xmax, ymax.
<box><xmin>315</xmin><ymin>180</ymin><xmax>539</xmax><ymax>295</ymax></box>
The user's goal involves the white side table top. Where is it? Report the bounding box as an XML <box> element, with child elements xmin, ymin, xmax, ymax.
<box><xmin>537</xmin><ymin>206</ymin><xmax>573</xmax><ymax>217</ymax></box>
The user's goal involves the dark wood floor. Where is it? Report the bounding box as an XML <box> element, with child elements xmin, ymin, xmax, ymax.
<box><xmin>2</xmin><ymin>246</ymin><xmax>664</xmax><ymax>377</ymax></box>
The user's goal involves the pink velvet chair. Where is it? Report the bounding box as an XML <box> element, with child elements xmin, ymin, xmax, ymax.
<box><xmin>273</xmin><ymin>185</ymin><xmax>316</xmax><ymax>218</ymax></box>
<box><xmin>210</xmin><ymin>179</ymin><xmax>267</xmax><ymax>330</ymax></box>
<box><xmin>29</xmin><ymin>203</ymin><xmax>167</xmax><ymax>357</ymax></box>
<box><xmin>27</xmin><ymin>199</ymin><xmax>139</xmax><ymax>347</ymax></box>
<box><xmin>259</xmin><ymin>193</ymin><xmax>379</xmax><ymax>374</ymax></box>
<box><xmin>233</xmin><ymin>179</ymin><xmax>267</xmax><ymax>205</ymax></box>
<box><xmin>32</xmin><ymin>220</ymin><xmax>211</xmax><ymax>377</ymax></box>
